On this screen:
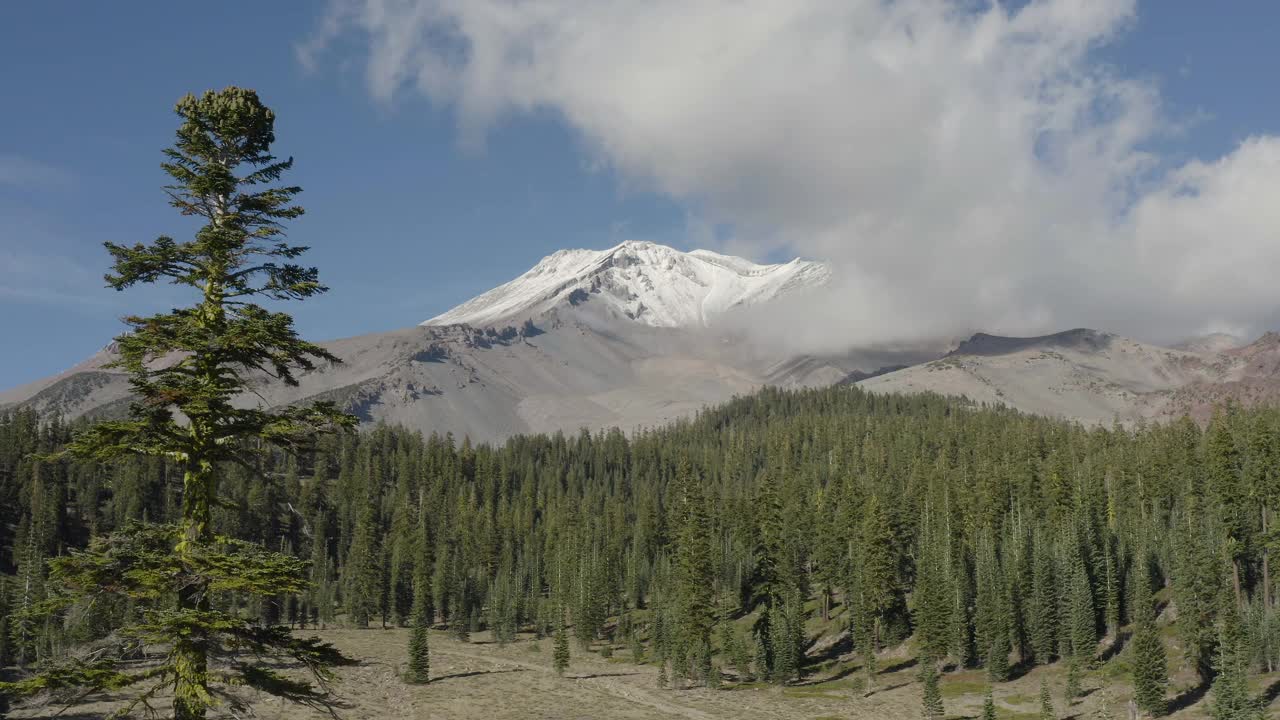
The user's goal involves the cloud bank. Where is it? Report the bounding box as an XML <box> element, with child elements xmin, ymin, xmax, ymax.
<box><xmin>301</xmin><ymin>0</ymin><xmax>1280</xmax><ymax>350</ymax></box>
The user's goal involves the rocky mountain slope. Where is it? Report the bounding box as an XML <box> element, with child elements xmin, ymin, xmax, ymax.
<box><xmin>1</xmin><ymin>310</ymin><xmax>912</xmax><ymax>442</ymax></box>
<box><xmin>0</xmin><ymin>243</ymin><xmax>888</xmax><ymax>442</ymax></box>
<box><xmin>857</xmin><ymin>328</ymin><xmax>1279</xmax><ymax>424</ymax></box>
<box><xmin>6</xmin><ymin>239</ymin><xmax>1280</xmax><ymax>437</ymax></box>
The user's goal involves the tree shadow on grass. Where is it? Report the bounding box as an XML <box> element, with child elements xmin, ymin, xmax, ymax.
<box><xmin>1006</xmin><ymin>657</ymin><xmax>1036</xmax><ymax>682</ymax></box>
<box><xmin>573</xmin><ymin>672</ymin><xmax>643</xmax><ymax>680</ymax></box>
<box><xmin>805</xmin><ymin>631</ymin><xmax>854</xmax><ymax>667</ymax></box>
<box><xmin>1166</xmin><ymin>679</ymin><xmax>1210</xmax><ymax>714</ymax></box>
<box><xmin>1260</xmin><ymin>676</ymin><xmax>1280</xmax><ymax>707</ymax></box>
<box><xmin>1098</xmin><ymin>629</ymin><xmax>1131</xmax><ymax>663</ymax></box>
<box><xmin>431</xmin><ymin>668</ymin><xmax>527</xmax><ymax>683</ymax></box>
<box><xmin>878</xmin><ymin>657</ymin><xmax>918</xmax><ymax>675</ymax></box>
<box><xmin>869</xmin><ymin>680</ymin><xmax>911</xmax><ymax>694</ymax></box>
<box><xmin>794</xmin><ymin>662</ymin><xmax>861</xmax><ymax>687</ymax></box>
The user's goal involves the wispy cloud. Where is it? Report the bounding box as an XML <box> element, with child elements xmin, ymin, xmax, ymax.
<box><xmin>0</xmin><ymin>245</ymin><xmax>109</xmax><ymax>308</ymax></box>
<box><xmin>302</xmin><ymin>0</ymin><xmax>1280</xmax><ymax>347</ymax></box>
<box><xmin>0</xmin><ymin>154</ymin><xmax>73</xmax><ymax>190</ymax></box>
<box><xmin>0</xmin><ymin>209</ymin><xmax>121</xmax><ymax>311</ymax></box>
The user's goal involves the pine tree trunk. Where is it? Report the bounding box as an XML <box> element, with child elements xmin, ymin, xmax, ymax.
<box><xmin>174</xmin><ymin>456</ymin><xmax>214</xmax><ymax>720</ymax></box>
<box><xmin>174</xmin><ymin>315</ymin><xmax>218</xmax><ymax>720</ymax></box>
<box><xmin>17</xmin><ymin>529</ymin><xmax>36</xmax><ymax>667</ymax></box>
<box><xmin>1232</xmin><ymin>559</ymin><xmax>1243</xmax><ymax>610</ymax></box>
<box><xmin>1264</xmin><ymin>504</ymin><xmax>1272</xmax><ymax>610</ymax></box>
<box><xmin>1265</xmin><ymin>504</ymin><xmax>1274</xmax><ymax>673</ymax></box>
<box><xmin>863</xmin><ymin>616</ymin><xmax>879</xmax><ymax>697</ymax></box>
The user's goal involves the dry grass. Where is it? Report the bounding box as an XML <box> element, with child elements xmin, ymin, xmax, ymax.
<box><xmin>11</xmin><ymin>627</ymin><xmax>1234</xmax><ymax>719</ymax></box>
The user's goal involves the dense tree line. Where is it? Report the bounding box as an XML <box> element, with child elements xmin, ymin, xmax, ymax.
<box><xmin>4</xmin><ymin>386</ymin><xmax>1280</xmax><ymax>716</ymax></box>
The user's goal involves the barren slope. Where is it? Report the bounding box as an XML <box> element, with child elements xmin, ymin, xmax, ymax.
<box><xmin>859</xmin><ymin>328</ymin><xmax>1279</xmax><ymax>424</ymax></box>
<box><xmin>0</xmin><ymin>303</ymin><xmax>891</xmax><ymax>442</ymax></box>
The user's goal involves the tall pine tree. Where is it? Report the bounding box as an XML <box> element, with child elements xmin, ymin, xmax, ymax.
<box><xmin>9</xmin><ymin>87</ymin><xmax>353</xmax><ymax>720</ymax></box>
<box><xmin>1209</xmin><ymin>592</ymin><xmax>1263</xmax><ymax>720</ymax></box>
<box><xmin>919</xmin><ymin>655</ymin><xmax>944</xmax><ymax>720</ymax></box>
<box><xmin>405</xmin><ymin>550</ymin><xmax>431</xmax><ymax>684</ymax></box>
<box><xmin>671</xmin><ymin>458</ymin><xmax>715</xmax><ymax>684</ymax></box>
<box><xmin>553</xmin><ymin>606</ymin><xmax>571</xmax><ymax>677</ymax></box>
<box><xmin>1130</xmin><ymin>558</ymin><xmax>1167</xmax><ymax>717</ymax></box>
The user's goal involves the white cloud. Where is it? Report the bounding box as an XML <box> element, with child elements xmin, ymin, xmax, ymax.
<box><xmin>301</xmin><ymin>0</ymin><xmax>1280</xmax><ymax>349</ymax></box>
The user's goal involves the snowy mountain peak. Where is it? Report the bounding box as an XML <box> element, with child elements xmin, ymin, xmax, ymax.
<box><xmin>423</xmin><ymin>241</ymin><xmax>831</xmax><ymax>329</ymax></box>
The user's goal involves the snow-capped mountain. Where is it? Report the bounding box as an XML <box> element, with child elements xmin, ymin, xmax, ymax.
<box><xmin>26</xmin><ymin>237</ymin><xmax>1280</xmax><ymax>442</ymax></box>
<box><xmin>423</xmin><ymin>240</ymin><xmax>831</xmax><ymax>329</ymax></box>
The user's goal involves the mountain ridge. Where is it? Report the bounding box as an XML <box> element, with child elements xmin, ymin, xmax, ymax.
<box><xmin>6</xmin><ymin>241</ymin><xmax>1280</xmax><ymax>439</ymax></box>
<box><xmin>859</xmin><ymin>328</ymin><xmax>1280</xmax><ymax>424</ymax></box>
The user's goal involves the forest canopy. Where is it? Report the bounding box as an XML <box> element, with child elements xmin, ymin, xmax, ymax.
<box><xmin>3</xmin><ymin>385</ymin><xmax>1279</xmax><ymax>715</ymax></box>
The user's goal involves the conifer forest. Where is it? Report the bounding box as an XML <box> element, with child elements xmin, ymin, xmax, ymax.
<box><xmin>4</xmin><ymin>390</ymin><xmax>1280</xmax><ymax>718</ymax></box>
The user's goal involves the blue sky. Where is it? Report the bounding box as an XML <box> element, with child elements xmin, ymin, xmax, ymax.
<box><xmin>0</xmin><ymin>3</ymin><xmax>685</xmax><ymax>387</ymax></box>
<box><xmin>2</xmin><ymin>1</ymin><xmax>1279</xmax><ymax>387</ymax></box>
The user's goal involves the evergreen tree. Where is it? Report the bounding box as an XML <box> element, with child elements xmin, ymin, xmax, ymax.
<box><xmin>4</xmin><ymin>87</ymin><xmax>353</xmax><ymax>720</ymax></box>
<box><xmin>1130</xmin><ymin>560</ymin><xmax>1167</xmax><ymax>717</ymax></box>
<box><xmin>672</xmin><ymin>459</ymin><xmax>715</xmax><ymax>683</ymax></box>
<box><xmin>729</xmin><ymin>627</ymin><xmax>752</xmax><ymax>681</ymax></box>
<box><xmin>345</xmin><ymin>495</ymin><xmax>383</xmax><ymax>627</ymax></box>
<box><xmin>1064</xmin><ymin>655</ymin><xmax>1082</xmax><ymax>705</ymax></box>
<box><xmin>858</xmin><ymin>494</ymin><xmax>897</xmax><ymax>694</ymax></box>
<box><xmin>981</xmin><ymin>686</ymin><xmax>997</xmax><ymax>720</ymax></box>
<box><xmin>751</xmin><ymin>472</ymin><xmax>785</xmax><ymax>608</ymax></box>
<box><xmin>1246</xmin><ymin>414</ymin><xmax>1279</xmax><ymax>615</ymax></box>
<box><xmin>489</xmin><ymin>565</ymin><xmax>519</xmax><ymax>645</ymax></box>
<box><xmin>405</xmin><ymin>561</ymin><xmax>431</xmax><ymax>684</ymax></box>
<box><xmin>1209</xmin><ymin>594</ymin><xmax>1263</xmax><ymax>720</ymax></box>
<box><xmin>974</xmin><ymin>529</ymin><xmax>1010</xmax><ymax>680</ymax></box>
<box><xmin>913</xmin><ymin>510</ymin><xmax>953</xmax><ymax>664</ymax></box>
<box><xmin>919</xmin><ymin>656</ymin><xmax>945</xmax><ymax>720</ymax></box>
<box><xmin>553</xmin><ymin>607</ymin><xmax>571</xmax><ymax>677</ymax></box>
<box><xmin>769</xmin><ymin>590</ymin><xmax>805</xmax><ymax>684</ymax></box>
<box><xmin>1173</xmin><ymin>514</ymin><xmax>1224</xmax><ymax>683</ymax></box>
<box><xmin>1029</xmin><ymin>531</ymin><xmax>1058</xmax><ymax>663</ymax></box>
<box><xmin>406</xmin><ymin>615</ymin><xmax>431</xmax><ymax>686</ymax></box>
<box><xmin>631</xmin><ymin>628</ymin><xmax>646</xmax><ymax>664</ymax></box>
<box><xmin>1102</xmin><ymin>539</ymin><xmax>1120</xmax><ymax>640</ymax></box>
<box><xmin>1206</xmin><ymin>412</ymin><xmax>1248</xmax><ymax>609</ymax></box>
<box><xmin>1066</xmin><ymin>538</ymin><xmax>1097</xmax><ymax>663</ymax></box>
<box><xmin>1039</xmin><ymin>676</ymin><xmax>1056</xmax><ymax>720</ymax></box>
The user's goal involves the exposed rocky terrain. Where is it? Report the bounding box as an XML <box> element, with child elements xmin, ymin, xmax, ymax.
<box><xmin>0</xmin><ymin>272</ymin><xmax>905</xmax><ymax>443</ymax></box>
<box><xmin>858</xmin><ymin>328</ymin><xmax>1280</xmax><ymax>424</ymax></box>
